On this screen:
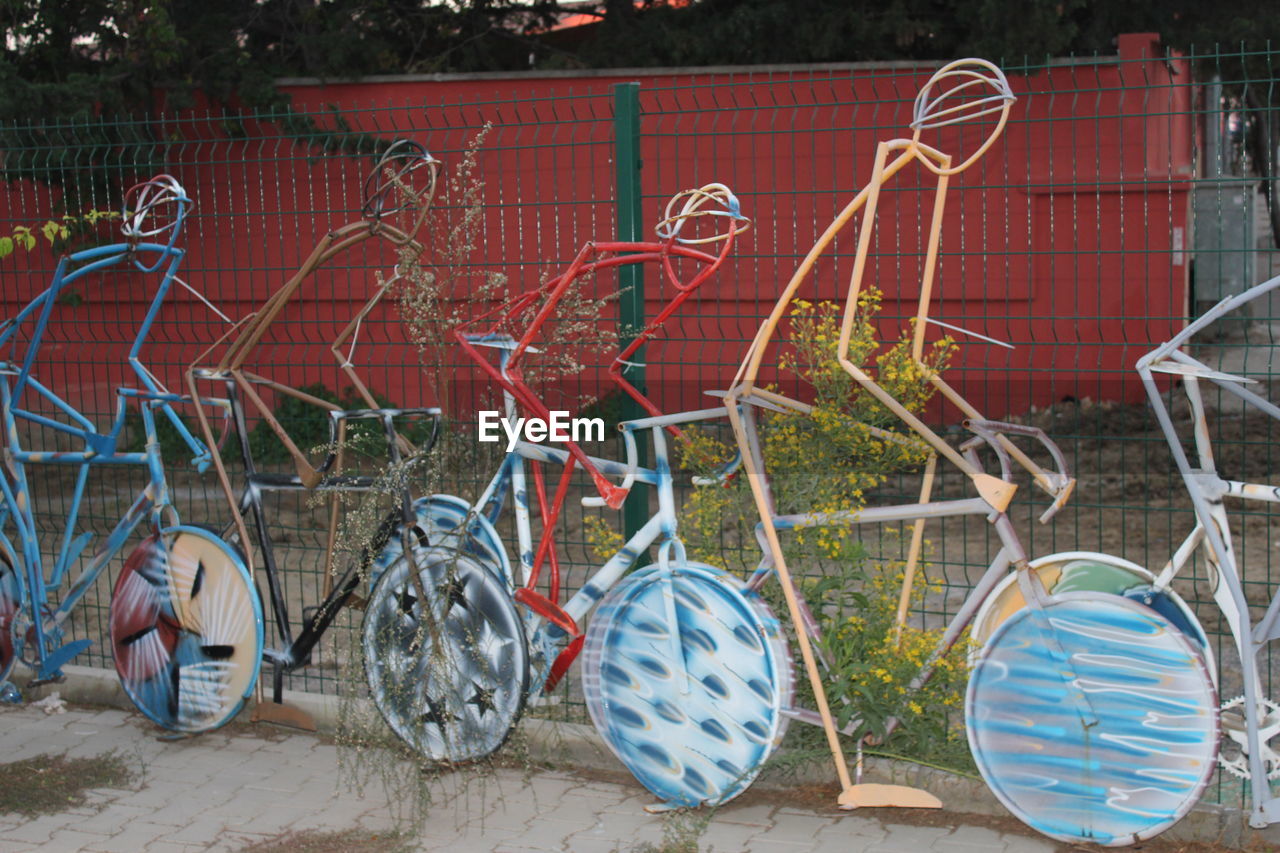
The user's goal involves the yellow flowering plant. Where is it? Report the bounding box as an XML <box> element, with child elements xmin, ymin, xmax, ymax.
<box><xmin>813</xmin><ymin>550</ymin><xmax>974</xmax><ymax>769</ymax></box>
<box><xmin>678</xmin><ymin>290</ymin><xmax>954</xmax><ymax>568</ymax></box>
<box><xmin>676</xmin><ymin>290</ymin><xmax>972</xmax><ymax>770</ymax></box>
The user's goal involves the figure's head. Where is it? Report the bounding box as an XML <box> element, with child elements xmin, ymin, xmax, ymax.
<box><xmin>654</xmin><ymin>183</ymin><xmax>751</xmax><ymax>246</ymax></box>
<box><xmin>910</xmin><ymin>59</ymin><xmax>1016</xmax><ymax>175</ymax></box>
<box><xmin>121</xmin><ymin>174</ymin><xmax>191</xmax><ymax>252</ymax></box>
<box><xmin>361</xmin><ymin>139</ymin><xmax>441</xmax><ymax>243</ymax></box>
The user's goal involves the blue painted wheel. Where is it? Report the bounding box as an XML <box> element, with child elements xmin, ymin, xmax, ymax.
<box><xmin>0</xmin><ymin>539</ymin><xmax>20</xmax><ymax>684</ymax></box>
<box><xmin>971</xmin><ymin>553</ymin><xmax>1213</xmax><ymax>682</ymax></box>
<box><xmin>110</xmin><ymin>526</ymin><xmax>264</xmax><ymax>733</ymax></box>
<box><xmin>967</xmin><ymin>592</ymin><xmax>1218</xmax><ymax>846</ymax></box>
<box><xmin>581</xmin><ymin>563</ymin><xmax>791</xmax><ymax>807</ymax></box>
<box><xmin>363</xmin><ymin>544</ymin><xmax>529</xmax><ymax>762</ymax></box>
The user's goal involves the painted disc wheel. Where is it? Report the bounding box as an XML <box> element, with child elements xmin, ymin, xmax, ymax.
<box><xmin>0</xmin><ymin>544</ymin><xmax>20</xmax><ymax>684</ymax></box>
<box><xmin>368</xmin><ymin>494</ymin><xmax>511</xmax><ymax>589</ymax></box>
<box><xmin>581</xmin><ymin>563</ymin><xmax>791</xmax><ymax>807</ymax></box>
<box><xmin>970</xmin><ymin>553</ymin><xmax>1212</xmax><ymax>680</ymax></box>
<box><xmin>110</xmin><ymin>527</ymin><xmax>264</xmax><ymax>733</ymax></box>
<box><xmin>363</xmin><ymin>545</ymin><xmax>528</xmax><ymax>762</ymax></box>
<box><xmin>967</xmin><ymin>592</ymin><xmax>1218</xmax><ymax>847</ymax></box>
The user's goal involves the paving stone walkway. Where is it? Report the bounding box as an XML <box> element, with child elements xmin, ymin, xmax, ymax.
<box><xmin>0</xmin><ymin>704</ymin><xmax>1062</xmax><ymax>852</ymax></box>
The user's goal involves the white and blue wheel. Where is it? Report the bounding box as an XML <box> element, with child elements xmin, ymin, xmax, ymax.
<box><xmin>110</xmin><ymin>526</ymin><xmax>264</xmax><ymax>733</ymax></box>
<box><xmin>581</xmin><ymin>562</ymin><xmax>791</xmax><ymax>807</ymax></box>
<box><xmin>967</xmin><ymin>592</ymin><xmax>1218</xmax><ymax>846</ymax></box>
<box><xmin>363</xmin><ymin>544</ymin><xmax>529</xmax><ymax>763</ymax></box>
<box><xmin>369</xmin><ymin>494</ymin><xmax>511</xmax><ymax>587</ymax></box>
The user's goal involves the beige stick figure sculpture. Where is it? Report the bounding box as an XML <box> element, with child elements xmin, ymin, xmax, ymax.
<box><xmin>722</xmin><ymin>60</ymin><xmax>1075</xmax><ymax>810</ymax></box>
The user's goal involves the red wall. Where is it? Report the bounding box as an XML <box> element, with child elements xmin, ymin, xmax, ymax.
<box><xmin>1</xmin><ymin>33</ymin><xmax>1192</xmax><ymax>428</ymax></box>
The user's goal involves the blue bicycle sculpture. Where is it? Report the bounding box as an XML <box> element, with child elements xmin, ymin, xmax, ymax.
<box><xmin>0</xmin><ymin>176</ymin><xmax>264</xmax><ymax>733</ymax></box>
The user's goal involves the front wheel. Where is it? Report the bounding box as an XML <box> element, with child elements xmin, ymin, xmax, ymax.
<box><xmin>967</xmin><ymin>592</ymin><xmax>1218</xmax><ymax>846</ymax></box>
<box><xmin>581</xmin><ymin>563</ymin><xmax>792</xmax><ymax>808</ymax></box>
<box><xmin>970</xmin><ymin>553</ymin><xmax>1213</xmax><ymax>680</ymax></box>
<box><xmin>363</xmin><ymin>544</ymin><xmax>528</xmax><ymax>762</ymax></box>
<box><xmin>110</xmin><ymin>527</ymin><xmax>264</xmax><ymax>733</ymax></box>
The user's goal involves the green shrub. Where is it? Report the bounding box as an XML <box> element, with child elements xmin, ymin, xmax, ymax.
<box><xmin>245</xmin><ymin>382</ymin><xmax>435</xmax><ymax>466</ymax></box>
<box><xmin>123</xmin><ymin>406</ymin><xmax>202</xmax><ymax>464</ymax></box>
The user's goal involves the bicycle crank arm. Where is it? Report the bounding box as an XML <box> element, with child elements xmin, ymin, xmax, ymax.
<box><xmin>31</xmin><ymin>638</ymin><xmax>92</xmax><ymax>684</ymax></box>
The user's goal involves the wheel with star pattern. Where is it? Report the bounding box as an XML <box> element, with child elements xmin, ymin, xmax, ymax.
<box><xmin>362</xmin><ymin>542</ymin><xmax>529</xmax><ymax>762</ymax></box>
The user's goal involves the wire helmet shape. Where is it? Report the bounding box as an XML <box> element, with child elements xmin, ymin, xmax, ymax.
<box><xmin>361</xmin><ymin>138</ymin><xmax>442</xmax><ymax>243</ymax></box>
<box><xmin>120</xmin><ymin>174</ymin><xmax>191</xmax><ymax>271</ymax></box>
<box><xmin>909</xmin><ymin>58</ymin><xmax>1016</xmax><ymax>175</ymax></box>
<box><xmin>654</xmin><ymin>182</ymin><xmax>752</xmax><ymax>246</ymax></box>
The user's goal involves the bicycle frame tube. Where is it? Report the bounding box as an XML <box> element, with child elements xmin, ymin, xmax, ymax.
<box><xmin>0</xmin><ymin>389</ymin><xmax>167</xmax><ymax>680</ymax></box>
<box><xmin>1138</xmin><ymin>330</ymin><xmax>1280</xmax><ymax>824</ymax></box>
<box><xmin>464</xmin><ymin>404</ymin><xmax>688</xmax><ymax>695</ymax></box>
<box><xmin>221</xmin><ymin>377</ymin><xmax>440</xmax><ymax>682</ymax></box>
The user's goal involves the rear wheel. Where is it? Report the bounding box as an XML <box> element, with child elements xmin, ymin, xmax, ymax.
<box><xmin>110</xmin><ymin>527</ymin><xmax>264</xmax><ymax>733</ymax></box>
<box><xmin>0</xmin><ymin>542</ymin><xmax>20</xmax><ymax>684</ymax></box>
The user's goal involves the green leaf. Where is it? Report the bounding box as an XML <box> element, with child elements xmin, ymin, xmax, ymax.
<box><xmin>13</xmin><ymin>228</ymin><xmax>36</xmax><ymax>251</ymax></box>
<box><xmin>0</xmin><ymin>237</ymin><xmax>12</xmax><ymax>258</ymax></box>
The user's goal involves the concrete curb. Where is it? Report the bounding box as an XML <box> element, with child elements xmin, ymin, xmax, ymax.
<box><xmin>22</xmin><ymin>664</ymin><xmax>1262</xmax><ymax>846</ymax></box>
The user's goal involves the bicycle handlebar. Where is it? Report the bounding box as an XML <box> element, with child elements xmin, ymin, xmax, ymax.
<box><xmin>581</xmin><ymin>426</ymin><xmax>640</xmax><ymax>508</ymax></box>
<box><xmin>117</xmin><ymin>386</ymin><xmax>229</xmax><ymax>473</ymax></box>
<box><xmin>961</xmin><ymin>418</ymin><xmax>1075</xmax><ymax>522</ymax></box>
<box><xmin>691</xmin><ymin>450</ymin><xmax>743</xmax><ymax>487</ymax></box>
<box><xmin>317</xmin><ymin>406</ymin><xmax>443</xmax><ymax>477</ymax></box>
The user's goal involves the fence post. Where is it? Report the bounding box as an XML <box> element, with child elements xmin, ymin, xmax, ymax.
<box><xmin>613</xmin><ymin>82</ymin><xmax>649</xmax><ymax>553</ymax></box>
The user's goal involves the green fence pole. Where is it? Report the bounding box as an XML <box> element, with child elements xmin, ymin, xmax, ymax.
<box><xmin>614</xmin><ymin>82</ymin><xmax>649</xmax><ymax>555</ymax></box>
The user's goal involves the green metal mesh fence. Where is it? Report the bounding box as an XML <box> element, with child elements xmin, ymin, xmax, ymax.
<box><xmin>2</xmin><ymin>37</ymin><xmax>1279</xmax><ymax>809</ymax></box>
